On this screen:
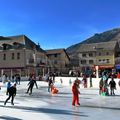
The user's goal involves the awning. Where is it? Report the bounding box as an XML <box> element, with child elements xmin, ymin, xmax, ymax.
<box><xmin>115</xmin><ymin>64</ymin><xmax>120</xmax><ymax>69</ymax></box>
<box><xmin>98</xmin><ymin>65</ymin><xmax>114</xmax><ymax>69</ymax></box>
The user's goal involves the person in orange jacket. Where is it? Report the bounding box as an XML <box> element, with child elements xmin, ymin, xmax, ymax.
<box><xmin>72</xmin><ymin>81</ymin><xmax>80</xmax><ymax>106</ymax></box>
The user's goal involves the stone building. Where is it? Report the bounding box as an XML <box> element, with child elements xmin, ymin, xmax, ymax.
<box><xmin>0</xmin><ymin>35</ymin><xmax>48</xmax><ymax>78</ymax></box>
<box><xmin>46</xmin><ymin>49</ymin><xmax>70</xmax><ymax>75</ymax></box>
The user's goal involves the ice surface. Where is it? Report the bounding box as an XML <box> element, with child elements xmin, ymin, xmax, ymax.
<box><xmin>0</xmin><ymin>80</ymin><xmax>120</xmax><ymax>120</ymax></box>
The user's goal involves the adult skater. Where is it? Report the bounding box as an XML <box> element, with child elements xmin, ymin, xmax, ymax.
<box><xmin>4</xmin><ymin>83</ymin><xmax>17</xmax><ymax>105</ymax></box>
<box><xmin>48</xmin><ymin>77</ymin><xmax>53</xmax><ymax>92</ymax></box>
<box><xmin>26</xmin><ymin>75</ymin><xmax>38</xmax><ymax>95</ymax></box>
<box><xmin>109</xmin><ymin>76</ymin><xmax>116</xmax><ymax>95</ymax></box>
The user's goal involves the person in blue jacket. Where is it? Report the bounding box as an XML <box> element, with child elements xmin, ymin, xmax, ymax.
<box><xmin>6</xmin><ymin>80</ymin><xmax>12</xmax><ymax>95</ymax></box>
<box><xmin>4</xmin><ymin>83</ymin><xmax>17</xmax><ymax>105</ymax></box>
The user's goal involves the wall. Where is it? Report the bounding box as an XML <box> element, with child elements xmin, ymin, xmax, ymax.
<box><xmin>55</xmin><ymin>77</ymin><xmax>120</xmax><ymax>89</ymax></box>
<box><xmin>0</xmin><ymin>49</ymin><xmax>25</xmax><ymax>68</ymax></box>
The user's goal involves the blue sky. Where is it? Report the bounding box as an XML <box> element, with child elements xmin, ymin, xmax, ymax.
<box><xmin>0</xmin><ymin>0</ymin><xmax>120</xmax><ymax>49</ymax></box>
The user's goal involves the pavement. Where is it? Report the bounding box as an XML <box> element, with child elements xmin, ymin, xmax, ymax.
<box><xmin>0</xmin><ymin>80</ymin><xmax>120</xmax><ymax>120</ymax></box>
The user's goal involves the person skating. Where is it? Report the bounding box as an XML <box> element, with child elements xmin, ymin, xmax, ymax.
<box><xmin>82</xmin><ymin>75</ymin><xmax>87</xmax><ymax>88</ymax></box>
<box><xmin>6</xmin><ymin>80</ymin><xmax>12</xmax><ymax>95</ymax></box>
<box><xmin>4</xmin><ymin>83</ymin><xmax>17</xmax><ymax>105</ymax></box>
<box><xmin>99</xmin><ymin>78</ymin><xmax>103</xmax><ymax>95</ymax></box>
<box><xmin>72</xmin><ymin>81</ymin><xmax>80</xmax><ymax>106</ymax></box>
<box><xmin>109</xmin><ymin>76</ymin><xmax>116</xmax><ymax>95</ymax></box>
<box><xmin>48</xmin><ymin>77</ymin><xmax>53</xmax><ymax>92</ymax></box>
<box><xmin>16</xmin><ymin>74</ymin><xmax>21</xmax><ymax>85</ymax></box>
<box><xmin>90</xmin><ymin>74</ymin><xmax>93</xmax><ymax>87</ymax></box>
<box><xmin>26</xmin><ymin>75</ymin><xmax>38</xmax><ymax>95</ymax></box>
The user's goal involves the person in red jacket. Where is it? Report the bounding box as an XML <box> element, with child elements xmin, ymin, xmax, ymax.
<box><xmin>72</xmin><ymin>81</ymin><xmax>80</xmax><ymax>106</ymax></box>
<box><xmin>117</xmin><ymin>71</ymin><xmax>120</xmax><ymax>79</ymax></box>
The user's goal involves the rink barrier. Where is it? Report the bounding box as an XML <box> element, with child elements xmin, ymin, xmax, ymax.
<box><xmin>54</xmin><ymin>77</ymin><xmax>120</xmax><ymax>89</ymax></box>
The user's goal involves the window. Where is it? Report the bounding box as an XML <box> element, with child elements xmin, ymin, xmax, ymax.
<box><xmin>82</xmin><ymin>53</ymin><xmax>86</xmax><ymax>57</ymax></box>
<box><xmin>89</xmin><ymin>60</ymin><xmax>94</xmax><ymax>64</ymax></box>
<box><xmin>106</xmin><ymin>52</ymin><xmax>109</xmax><ymax>55</ymax></box>
<box><xmin>99</xmin><ymin>59</ymin><xmax>101</xmax><ymax>62</ymax></box>
<box><xmin>103</xmin><ymin>59</ymin><xmax>105</xmax><ymax>62</ymax></box>
<box><xmin>106</xmin><ymin>59</ymin><xmax>110</xmax><ymax>63</ymax></box>
<box><xmin>81</xmin><ymin>60</ymin><xmax>86</xmax><ymax>64</ymax></box>
<box><xmin>89</xmin><ymin>53</ymin><xmax>93</xmax><ymax>57</ymax></box>
<box><xmin>17</xmin><ymin>53</ymin><xmax>20</xmax><ymax>59</ymax></box>
<box><xmin>3</xmin><ymin>53</ymin><xmax>6</xmax><ymax>60</ymax></box>
<box><xmin>99</xmin><ymin>59</ymin><xmax>109</xmax><ymax>63</ymax></box>
<box><xmin>12</xmin><ymin>53</ymin><xmax>14</xmax><ymax>59</ymax></box>
<box><xmin>54</xmin><ymin>54</ymin><xmax>58</xmax><ymax>57</ymax></box>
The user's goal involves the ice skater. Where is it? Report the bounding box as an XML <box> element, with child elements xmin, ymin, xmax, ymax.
<box><xmin>82</xmin><ymin>75</ymin><xmax>87</xmax><ymax>88</ymax></box>
<box><xmin>26</xmin><ymin>75</ymin><xmax>38</xmax><ymax>95</ymax></box>
<box><xmin>72</xmin><ymin>81</ymin><xmax>80</xmax><ymax>106</ymax></box>
<box><xmin>109</xmin><ymin>76</ymin><xmax>116</xmax><ymax>95</ymax></box>
<box><xmin>4</xmin><ymin>83</ymin><xmax>17</xmax><ymax>105</ymax></box>
<box><xmin>48</xmin><ymin>77</ymin><xmax>53</xmax><ymax>92</ymax></box>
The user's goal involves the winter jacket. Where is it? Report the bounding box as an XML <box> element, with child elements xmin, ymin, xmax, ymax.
<box><xmin>8</xmin><ymin>86</ymin><xmax>16</xmax><ymax>95</ymax></box>
<box><xmin>72</xmin><ymin>83</ymin><xmax>80</xmax><ymax>95</ymax></box>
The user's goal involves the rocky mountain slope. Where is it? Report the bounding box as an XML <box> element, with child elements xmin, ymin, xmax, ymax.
<box><xmin>66</xmin><ymin>28</ymin><xmax>120</xmax><ymax>56</ymax></box>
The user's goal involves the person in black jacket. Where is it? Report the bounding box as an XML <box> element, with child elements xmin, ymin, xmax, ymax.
<box><xmin>48</xmin><ymin>77</ymin><xmax>53</xmax><ymax>92</ymax></box>
<box><xmin>26</xmin><ymin>75</ymin><xmax>38</xmax><ymax>95</ymax></box>
<box><xmin>4</xmin><ymin>83</ymin><xmax>17</xmax><ymax>105</ymax></box>
<box><xmin>109</xmin><ymin>77</ymin><xmax>116</xmax><ymax>95</ymax></box>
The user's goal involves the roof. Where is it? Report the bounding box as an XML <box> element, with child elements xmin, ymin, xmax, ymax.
<box><xmin>46</xmin><ymin>48</ymin><xmax>65</xmax><ymax>54</ymax></box>
<box><xmin>77</xmin><ymin>41</ymin><xmax>117</xmax><ymax>52</ymax></box>
<box><xmin>0</xmin><ymin>35</ymin><xmax>45</xmax><ymax>53</ymax></box>
<box><xmin>46</xmin><ymin>48</ymin><xmax>70</xmax><ymax>60</ymax></box>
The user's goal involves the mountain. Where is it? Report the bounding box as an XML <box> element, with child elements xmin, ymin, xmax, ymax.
<box><xmin>66</xmin><ymin>28</ymin><xmax>120</xmax><ymax>56</ymax></box>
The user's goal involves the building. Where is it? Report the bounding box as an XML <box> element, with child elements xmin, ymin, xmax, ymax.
<box><xmin>77</xmin><ymin>41</ymin><xmax>119</xmax><ymax>76</ymax></box>
<box><xmin>0</xmin><ymin>35</ymin><xmax>48</xmax><ymax>78</ymax></box>
<box><xmin>46</xmin><ymin>49</ymin><xmax>70</xmax><ymax>75</ymax></box>
<box><xmin>95</xmin><ymin>41</ymin><xmax>117</xmax><ymax>69</ymax></box>
<box><xmin>76</xmin><ymin>43</ymin><xmax>96</xmax><ymax>75</ymax></box>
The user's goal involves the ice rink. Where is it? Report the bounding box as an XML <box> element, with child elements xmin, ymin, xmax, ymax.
<box><xmin>0</xmin><ymin>80</ymin><xmax>120</xmax><ymax>120</ymax></box>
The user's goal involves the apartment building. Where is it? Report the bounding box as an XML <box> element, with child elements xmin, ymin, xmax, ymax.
<box><xmin>77</xmin><ymin>41</ymin><xmax>119</xmax><ymax>75</ymax></box>
<box><xmin>95</xmin><ymin>41</ymin><xmax>117</xmax><ymax>68</ymax></box>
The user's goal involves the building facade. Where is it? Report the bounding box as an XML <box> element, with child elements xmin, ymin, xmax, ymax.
<box><xmin>0</xmin><ymin>35</ymin><xmax>48</xmax><ymax>78</ymax></box>
<box><xmin>46</xmin><ymin>49</ymin><xmax>70</xmax><ymax>75</ymax></box>
<box><xmin>77</xmin><ymin>41</ymin><xmax>119</xmax><ymax>76</ymax></box>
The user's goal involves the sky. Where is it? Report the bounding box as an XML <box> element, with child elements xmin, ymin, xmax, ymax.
<box><xmin>0</xmin><ymin>0</ymin><xmax>120</xmax><ymax>50</ymax></box>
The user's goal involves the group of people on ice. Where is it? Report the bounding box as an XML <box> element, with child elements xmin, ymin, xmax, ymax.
<box><xmin>2</xmin><ymin>73</ymin><xmax>21</xmax><ymax>85</ymax></box>
<box><xmin>26</xmin><ymin>73</ymin><xmax>58</xmax><ymax>95</ymax></box>
<box><xmin>0</xmin><ymin>73</ymin><xmax>20</xmax><ymax>106</ymax></box>
<box><xmin>1</xmin><ymin>70</ymin><xmax>120</xmax><ymax>107</ymax></box>
<box><xmin>99</xmin><ymin>71</ymin><xmax>117</xmax><ymax>96</ymax></box>
<box><xmin>2</xmin><ymin>73</ymin><xmax>58</xmax><ymax>106</ymax></box>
